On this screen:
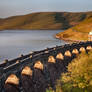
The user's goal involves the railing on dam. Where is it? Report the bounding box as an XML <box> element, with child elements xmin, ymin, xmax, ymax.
<box><xmin>0</xmin><ymin>41</ymin><xmax>92</xmax><ymax>92</ymax></box>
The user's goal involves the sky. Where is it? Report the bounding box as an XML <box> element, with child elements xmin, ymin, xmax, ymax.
<box><xmin>0</xmin><ymin>0</ymin><xmax>92</xmax><ymax>18</ymax></box>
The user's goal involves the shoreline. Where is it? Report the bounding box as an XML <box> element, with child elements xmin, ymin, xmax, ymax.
<box><xmin>55</xmin><ymin>35</ymin><xmax>86</xmax><ymax>43</ymax></box>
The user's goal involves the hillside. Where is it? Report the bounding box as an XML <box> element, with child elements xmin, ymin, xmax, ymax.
<box><xmin>0</xmin><ymin>12</ymin><xmax>92</xmax><ymax>30</ymax></box>
<box><xmin>56</xmin><ymin>12</ymin><xmax>92</xmax><ymax>41</ymax></box>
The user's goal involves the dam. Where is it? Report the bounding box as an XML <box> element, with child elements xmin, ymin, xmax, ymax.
<box><xmin>0</xmin><ymin>41</ymin><xmax>92</xmax><ymax>92</ymax></box>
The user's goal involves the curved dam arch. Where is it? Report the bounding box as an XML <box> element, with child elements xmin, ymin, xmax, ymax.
<box><xmin>0</xmin><ymin>41</ymin><xmax>92</xmax><ymax>92</ymax></box>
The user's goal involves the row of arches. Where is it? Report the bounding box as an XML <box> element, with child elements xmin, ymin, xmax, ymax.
<box><xmin>1</xmin><ymin>44</ymin><xmax>92</xmax><ymax>92</ymax></box>
<box><xmin>5</xmin><ymin>45</ymin><xmax>92</xmax><ymax>85</ymax></box>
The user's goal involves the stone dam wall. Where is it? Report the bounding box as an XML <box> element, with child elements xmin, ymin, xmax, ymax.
<box><xmin>0</xmin><ymin>41</ymin><xmax>92</xmax><ymax>92</ymax></box>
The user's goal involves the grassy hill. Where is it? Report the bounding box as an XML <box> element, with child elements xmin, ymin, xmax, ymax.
<box><xmin>56</xmin><ymin>12</ymin><xmax>92</xmax><ymax>41</ymax></box>
<box><xmin>0</xmin><ymin>12</ymin><xmax>92</xmax><ymax>30</ymax></box>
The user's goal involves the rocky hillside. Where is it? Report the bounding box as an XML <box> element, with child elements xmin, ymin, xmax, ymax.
<box><xmin>0</xmin><ymin>12</ymin><xmax>92</xmax><ymax>30</ymax></box>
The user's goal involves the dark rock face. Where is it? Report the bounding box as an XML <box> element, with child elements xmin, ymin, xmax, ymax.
<box><xmin>56</xmin><ymin>59</ymin><xmax>66</xmax><ymax>76</ymax></box>
<box><xmin>4</xmin><ymin>83</ymin><xmax>19</xmax><ymax>92</ymax></box>
<box><xmin>21</xmin><ymin>75</ymin><xmax>34</xmax><ymax>92</ymax></box>
<box><xmin>64</xmin><ymin>56</ymin><xmax>72</xmax><ymax>66</ymax></box>
<box><xmin>32</xmin><ymin>68</ymin><xmax>48</xmax><ymax>92</ymax></box>
<box><xmin>47</xmin><ymin>62</ymin><xmax>58</xmax><ymax>90</ymax></box>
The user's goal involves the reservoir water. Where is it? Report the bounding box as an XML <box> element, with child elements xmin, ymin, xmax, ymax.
<box><xmin>0</xmin><ymin>30</ymin><xmax>66</xmax><ymax>62</ymax></box>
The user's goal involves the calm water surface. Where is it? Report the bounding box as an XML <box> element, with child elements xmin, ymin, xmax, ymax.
<box><xmin>0</xmin><ymin>30</ymin><xmax>66</xmax><ymax>62</ymax></box>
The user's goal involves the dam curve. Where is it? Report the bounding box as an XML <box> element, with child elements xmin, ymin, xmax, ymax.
<box><xmin>0</xmin><ymin>41</ymin><xmax>92</xmax><ymax>92</ymax></box>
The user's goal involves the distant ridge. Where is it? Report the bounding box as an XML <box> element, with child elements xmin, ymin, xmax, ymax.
<box><xmin>0</xmin><ymin>12</ymin><xmax>92</xmax><ymax>30</ymax></box>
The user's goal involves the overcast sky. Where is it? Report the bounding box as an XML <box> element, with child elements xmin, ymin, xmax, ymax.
<box><xmin>0</xmin><ymin>0</ymin><xmax>92</xmax><ymax>18</ymax></box>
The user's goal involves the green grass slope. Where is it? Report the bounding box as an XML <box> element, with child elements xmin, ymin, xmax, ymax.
<box><xmin>0</xmin><ymin>12</ymin><xmax>91</xmax><ymax>30</ymax></box>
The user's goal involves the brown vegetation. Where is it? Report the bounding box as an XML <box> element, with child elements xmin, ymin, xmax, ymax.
<box><xmin>0</xmin><ymin>12</ymin><xmax>92</xmax><ymax>30</ymax></box>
